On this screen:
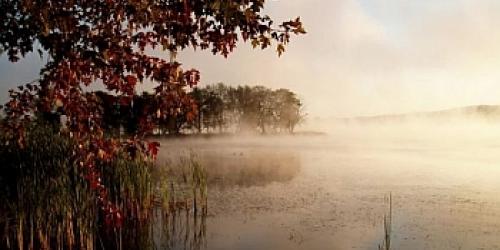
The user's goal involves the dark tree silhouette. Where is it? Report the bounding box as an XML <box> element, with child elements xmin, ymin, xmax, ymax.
<box><xmin>190</xmin><ymin>83</ymin><xmax>305</xmax><ymax>134</ymax></box>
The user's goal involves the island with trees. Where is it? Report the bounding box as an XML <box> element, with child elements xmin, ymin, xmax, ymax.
<box><xmin>95</xmin><ymin>83</ymin><xmax>305</xmax><ymax>136</ymax></box>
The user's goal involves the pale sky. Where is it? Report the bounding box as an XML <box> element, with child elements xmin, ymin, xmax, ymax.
<box><xmin>2</xmin><ymin>0</ymin><xmax>500</xmax><ymax>117</ymax></box>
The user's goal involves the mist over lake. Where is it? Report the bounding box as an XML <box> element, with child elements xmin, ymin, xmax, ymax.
<box><xmin>154</xmin><ymin>117</ymin><xmax>500</xmax><ymax>249</ymax></box>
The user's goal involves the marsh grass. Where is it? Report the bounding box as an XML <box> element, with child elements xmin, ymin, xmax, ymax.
<box><xmin>154</xmin><ymin>153</ymin><xmax>208</xmax><ymax>215</ymax></box>
<box><xmin>378</xmin><ymin>193</ymin><xmax>393</xmax><ymax>250</ymax></box>
<box><xmin>0</xmin><ymin>122</ymin><xmax>97</xmax><ymax>250</ymax></box>
<box><xmin>152</xmin><ymin>208</ymin><xmax>207</xmax><ymax>250</ymax></box>
<box><xmin>0</xmin><ymin>122</ymin><xmax>207</xmax><ymax>249</ymax></box>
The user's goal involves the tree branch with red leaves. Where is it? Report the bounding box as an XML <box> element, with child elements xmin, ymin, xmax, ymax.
<box><xmin>0</xmin><ymin>0</ymin><xmax>305</xmax><ymax>229</ymax></box>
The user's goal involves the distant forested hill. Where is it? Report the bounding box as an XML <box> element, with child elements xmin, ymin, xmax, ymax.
<box><xmin>341</xmin><ymin>105</ymin><xmax>500</xmax><ymax>123</ymax></box>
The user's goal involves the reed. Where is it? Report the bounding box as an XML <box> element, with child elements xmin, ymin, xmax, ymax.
<box><xmin>378</xmin><ymin>193</ymin><xmax>392</xmax><ymax>250</ymax></box>
<box><xmin>0</xmin><ymin>121</ymin><xmax>207</xmax><ymax>249</ymax></box>
<box><xmin>153</xmin><ymin>153</ymin><xmax>208</xmax><ymax>216</ymax></box>
<box><xmin>0</xmin><ymin>121</ymin><xmax>97</xmax><ymax>249</ymax></box>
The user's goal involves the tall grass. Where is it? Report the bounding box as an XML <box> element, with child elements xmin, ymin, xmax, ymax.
<box><xmin>0</xmin><ymin>122</ymin><xmax>98</xmax><ymax>249</ymax></box>
<box><xmin>153</xmin><ymin>154</ymin><xmax>208</xmax><ymax>215</ymax></box>
<box><xmin>378</xmin><ymin>193</ymin><xmax>392</xmax><ymax>250</ymax></box>
<box><xmin>0</xmin><ymin>121</ymin><xmax>207</xmax><ymax>249</ymax></box>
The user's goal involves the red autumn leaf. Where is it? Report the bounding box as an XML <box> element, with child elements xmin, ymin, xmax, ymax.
<box><xmin>147</xmin><ymin>141</ymin><xmax>160</xmax><ymax>158</ymax></box>
<box><xmin>125</xmin><ymin>75</ymin><xmax>137</xmax><ymax>87</ymax></box>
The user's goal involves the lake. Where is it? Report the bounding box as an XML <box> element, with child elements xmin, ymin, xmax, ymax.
<box><xmin>157</xmin><ymin>121</ymin><xmax>500</xmax><ymax>250</ymax></box>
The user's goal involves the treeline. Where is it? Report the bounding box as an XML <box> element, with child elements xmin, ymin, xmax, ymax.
<box><xmin>96</xmin><ymin>83</ymin><xmax>305</xmax><ymax>135</ymax></box>
<box><xmin>192</xmin><ymin>83</ymin><xmax>304</xmax><ymax>133</ymax></box>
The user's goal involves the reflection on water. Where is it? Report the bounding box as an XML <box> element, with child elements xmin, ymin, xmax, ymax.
<box><xmin>154</xmin><ymin>123</ymin><xmax>500</xmax><ymax>249</ymax></box>
<box><xmin>151</xmin><ymin>209</ymin><xmax>206</xmax><ymax>250</ymax></box>
<box><xmin>158</xmin><ymin>147</ymin><xmax>301</xmax><ymax>188</ymax></box>
<box><xmin>118</xmin><ymin>209</ymin><xmax>206</xmax><ymax>250</ymax></box>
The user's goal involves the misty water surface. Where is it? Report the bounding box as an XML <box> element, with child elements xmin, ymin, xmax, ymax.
<box><xmin>157</xmin><ymin>120</ymin><xmax>500</xmax><ymax>250</ymax></box>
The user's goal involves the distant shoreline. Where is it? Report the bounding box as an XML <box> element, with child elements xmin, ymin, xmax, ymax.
<box><xmin>146</xmin><ymin>130</ymin><xmax>327</xmax><ymax>140</ymax></box>
<box><xmin>327</xmin><ymin>105</ymin><xmax>500</xmax><ymax>124</ymax></box>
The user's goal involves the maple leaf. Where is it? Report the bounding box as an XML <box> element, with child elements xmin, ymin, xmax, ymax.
<box><xmin>125</xmin><ymin>75</ymin><xmax>137</xmax><ymax>86</ymax></box>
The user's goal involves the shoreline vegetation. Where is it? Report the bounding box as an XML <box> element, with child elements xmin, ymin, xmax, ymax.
<box><xmin>0</xmin><ymin>121</ymin><xmax>208</xmax><ymax>250</ymax></box>
<box><xmin>147</xmin><ymin>130</ymin><xmax>326</xmax><ymax>139</ymax></box>
<box><xmin>0</xmin><ymin>119</ymin><xmax>313</xmax><ymax>249</ymax></box>
<box><xmin>96</xmin><ymin>83</ymin><xmax>306</xmax><ymax>136</ymax></box>
<box><xmin>0</xmin><ymin>82</ymin><xmax>308</xmax><ymax>249</ymax></box>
